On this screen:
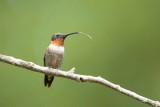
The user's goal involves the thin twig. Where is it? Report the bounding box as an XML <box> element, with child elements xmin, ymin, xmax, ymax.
<box><xmin>0</xmin><ymin>54</ymin><xmax>159</xmax><ymax>107</ymax></box>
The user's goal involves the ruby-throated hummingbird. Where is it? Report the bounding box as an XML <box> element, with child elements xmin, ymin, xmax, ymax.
<box><xmin>44</xmin><ymin>32</ymin><xmax>79</xmax><ymax>87</ymax></box>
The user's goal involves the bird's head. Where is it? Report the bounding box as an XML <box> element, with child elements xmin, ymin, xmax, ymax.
<box><xmin>51</xmin><ymin>32</ymin><xmax>78</xmax><ymax>46</ymax></box>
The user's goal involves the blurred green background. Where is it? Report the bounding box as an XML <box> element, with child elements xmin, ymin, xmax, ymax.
<box><xmin>0</xmin><ymin>0</ymin><xmax>160</xmax><ymax>107</ymax></box>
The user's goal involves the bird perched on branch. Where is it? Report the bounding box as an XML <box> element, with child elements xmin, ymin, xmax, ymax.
<box><xmin>44</xmin><ymin>32</ymin><xmax>79</xmax><ymax>87</ymax></box>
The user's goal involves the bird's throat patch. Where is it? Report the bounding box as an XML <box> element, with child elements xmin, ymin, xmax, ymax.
<box><xmin>51</xmin><ymin>38</ymin><xmax>64</xmax><ymax>46</ymax></box>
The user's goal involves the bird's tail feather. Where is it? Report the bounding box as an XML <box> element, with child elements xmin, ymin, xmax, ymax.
<box><xmin>44</xmin><ymin>75</ymin><xmax>54</xmax><ymax>87</ymax></box>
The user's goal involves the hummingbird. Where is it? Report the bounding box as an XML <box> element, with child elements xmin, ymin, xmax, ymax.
<box><xmin>44</xmin><ymin>32</ymin><xmax>79</xmax><ymax>87</ymax></box>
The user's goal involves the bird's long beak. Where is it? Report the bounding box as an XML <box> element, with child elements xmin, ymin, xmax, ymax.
<box><xmin>63</xmin><ymin>32</ymin><xmax>79</xmax><ymax>38</ymax></box>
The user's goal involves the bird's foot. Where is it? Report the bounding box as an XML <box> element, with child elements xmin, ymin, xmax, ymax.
<box><xmin>47</xmin><ymin>66</ymin><xmax>52</xmax><ymax>69</ymax></box>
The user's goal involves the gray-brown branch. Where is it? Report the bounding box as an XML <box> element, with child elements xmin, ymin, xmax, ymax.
<box><xmin>0</xmin><ymin>54</ymin><xmax>160</xmax><ymax>107</ymax></box>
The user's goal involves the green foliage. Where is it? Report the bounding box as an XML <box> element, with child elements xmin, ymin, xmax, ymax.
<box><xmin>0</xmin><ymin>0</ymin><xmax>160</xmax><ymax>107</ymax></box>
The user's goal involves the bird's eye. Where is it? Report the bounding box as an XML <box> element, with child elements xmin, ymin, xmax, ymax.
<box><xmin>56</xmin><ymin>34</ymin><xmax>60</xmax><ymax>37</ymax></box>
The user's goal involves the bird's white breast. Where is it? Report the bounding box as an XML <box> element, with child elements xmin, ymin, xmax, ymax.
<box><xmin>45</xmin><ymin>44</ymin><xmax>64</xmax><ymax>68</ymax></box>
<box><xmin>48</xmin><ymin>44</ymin><xmax>64</xmax><ymax>55</ymax></box>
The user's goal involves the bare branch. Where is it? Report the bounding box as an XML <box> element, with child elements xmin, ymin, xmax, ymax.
<box><xmin>0</xmin><ymin>54</ymin><xmax>160</xmax><ymax>107</ymax></box>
